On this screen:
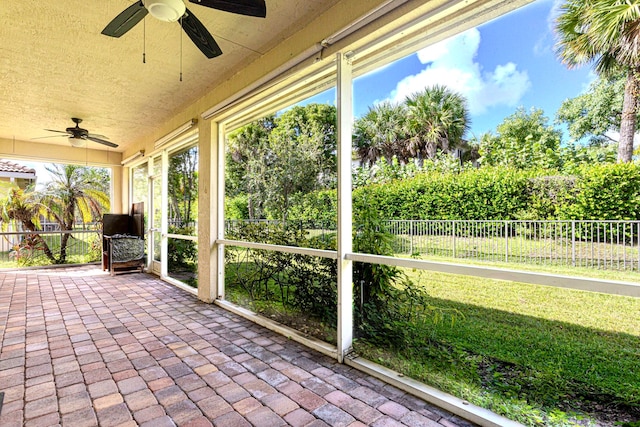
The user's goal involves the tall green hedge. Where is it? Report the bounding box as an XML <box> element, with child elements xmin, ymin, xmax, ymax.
<box><xmin>353</xmin><ymin>167</ymin><xmax>535</xmax><ymax>220</ymax></box>
<box><xmin>284</xmin><ymin>163</ymin><xmax>640</xmax><ymax>221</ymax></box>
<box><xmin>558</xmin><ymin>162</ymin><xmax>640</xmax><ymax>220</ymax></box>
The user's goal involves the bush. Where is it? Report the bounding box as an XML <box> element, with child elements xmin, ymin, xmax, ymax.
<box><xmin>225</xmin><ymin>194</ymin><xmax>249</xmax><ymax>220</ymax></box>
<box><xmin>225</xmin><ymin>222</ymin><xmax>338</xmax><ymax>324</ymax></box>
<box><xmin>558</xmin><ymin>163</ymin><xmax>640</xmax><ymax>220</ymax></box>
<box><xmin>290</xmin><ymin>239</ymin><xmax>338</xmax><ymax>325</ymax></box>
<box><xmin>167</xmin><ymin>226</ymin><xmax>197</xmax><ymax>273</ymax></box>
<box><xmin>86</xmin><ymin>233</ymin><xmax>103</xmax><ymax>262</ymax></box>
<box><xmin>352</xmin><ymin>203</ymin><xmax>452</xmax><ymax>348</ymax></box>
<box><xmin>287</xmin><ymin>190</ymin><xmax>337</xmax><ymax>226</ymax></box>
<box><xmin>520</xmin><ymin>175</ymin><xmax>577</xmax><ymax>219</ymax></box>
<box><xmin>352</xmin><ymin>167</ymin><xmax>534</xmax><ymax>220</ymax></box>
<box><xmin>286</xmin><ymin>163</ymin><xmax>640</xmax><ymax>223</ymax></box>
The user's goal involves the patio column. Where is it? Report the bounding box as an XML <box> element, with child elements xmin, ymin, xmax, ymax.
<box><xmin>197</xmin><ymin>119</ymin><xmax>219</xmax><ymax>303</ymax></box>
<box><xmin>111</xmin><ymin>165</ymin><xmax>123</xmax><ymax>213</ymax></box>
<box><xmin>336</xmin><ymin>51</ymin><xmax>353</xmax><ymax>363</ymax></box>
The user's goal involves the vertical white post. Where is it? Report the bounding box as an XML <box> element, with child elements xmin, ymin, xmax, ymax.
<box><xmin>337</xmin><ymin>52</ymin><xmax>353</xmax><ymax>363</ymax></box>
<box><xmin>160</xmin><ymin>150</ymin><xmax>169</xmax><ymax>279</ymax></box>
<box><xmin>111</xmin><ymin>165</ymin><xmax>124</xmax><ymax>214</ymax></box>
<box><xmin>197</xmin><ymin>119</ymin><xmax>218</xmax><ymax>303</ymax></box>
<box><xmin>146</xmin><ymin>161</ymin><xmax>153</xmax><ymax>271</ymax></box>
<box><xmin>216</xmin><ymin>123</ymin><xmax>226</xmax><ymax>300</ymax></box>
<box><xmin>504</xmin><ymin>221</ymin><xmax>509</xmax><ymax>263</ymax></box>
<box><xmin>571</xmin><ymin>220</ymin><xmax>576</xmax><ymax>267</ymax></box>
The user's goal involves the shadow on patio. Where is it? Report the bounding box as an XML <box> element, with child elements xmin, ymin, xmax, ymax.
<box><xmin>0</xmin><ymin>266</ymin><xmax>474</xmax><ymax>427</ymax></box>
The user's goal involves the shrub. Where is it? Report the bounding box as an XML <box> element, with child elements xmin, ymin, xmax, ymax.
<box><xmin>290</xmin><ymin>240</ymin><xmax>338</xmax><ymax>325</ymax></box>
<box><xmin>225</xmin><ymin>194</ymin><xmax>249</xmax><ymax>220</ymax></box>
<box><xmin>352</xmin><ymin>167</ymin><xmax>534</xmax><ymax>220</ymax></box>
<box><xmin>288</xmin><ymin>163</ymin><xmax>640</xmax><ymax>223</ymax></box>
<box><xmin>10</xmin><ymin>235</ymin><xmax>50</xmax><ymax>267</ymax></box>
<box><xmin>352</xmin><ymin>203</ymin><xmax>452</xmax><ymax>347</ymax></box>
<box><xmin>287</xmin><ymin>190</ymin><xmax>337</xmax><ymax>226</ymax></box>
<box><xmin>225</xmin><ymin>222</ymin><xmax>338</xmax><ymax>324</ymax></box>
<box><xmin>558</xmin><ymin>163</ymin><xmax>640</xmax><ymax>220</ymax></box>
<box><xmin>167</xmin><ymin>226</ymin><xmax>197</xmax><ymax>273</ymax></box>
<box><xmin>519</xmin><ymin>175</ymin><xmax>577</xmax><ymax>219</ymax></box>
<box><xmin>86</xmin><ymin>233</ymin><xmax>103</xmax><ymax>262</ymax></box>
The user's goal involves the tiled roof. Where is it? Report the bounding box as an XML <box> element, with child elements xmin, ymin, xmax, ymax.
<box><xmin>0</xmin><ymin>159</ymin><xmax>35</xmax><ymax>175</ymax></box>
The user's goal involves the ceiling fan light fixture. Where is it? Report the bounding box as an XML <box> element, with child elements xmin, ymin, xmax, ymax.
<box><xmin>68</xmin><ymin>137</ymin><xmax>86</xmax><ymax>148</ymax></box>
<box><xmin>143</xmin><ymin>0</ymin><xmax>186</xmax><ymax>22</ymax></box>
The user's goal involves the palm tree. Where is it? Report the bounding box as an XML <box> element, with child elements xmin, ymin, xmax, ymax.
<box><xmin>353</xmin><ymin>102</ymin><xmax>408</xmax><ymax>166</ymax></box>
<box><xmin>37</xmin><ymin>165</ymin><xmax>110</xmax><ymax>263</ymax></box>
<box><xmin>555</xmin><ymin>0</ymin><xmax>640</xmax><ymax>162</ymax></box>
<box><xmin>0</xmin><ymin>188</ymin><xmax>55</xmax><ymax>261</ymax></box>
<box><xmin>404</xmin><ymin>85</ymin><xmax>470</xmax><ymax>164</ymax></box>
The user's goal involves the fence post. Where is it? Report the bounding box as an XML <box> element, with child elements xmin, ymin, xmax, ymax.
<box><xmin>452</xmin><ymin>221</ymin><xmax>456</xmax><ymax>259</ymax></box>
<box><xmin>571</xmin><ymin>220</ymin><xmax>576</xmax><ymax>267</ymax></box>
<box><xmin>637</xmin><ymin>221</ymin><xmax>640</xmax><ymax>272</ymax></box>
<box><xmin>410</xmin><ymin>220</ymin><xmax>414</xmax><ymax>255</ymax></box>
<box><xmin>504</xmin><ymin>221</ymin><xmax>509</xmax><ymax>263</ymax></box>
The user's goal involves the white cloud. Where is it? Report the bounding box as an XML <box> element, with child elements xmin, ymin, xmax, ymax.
<box><xmin>386</xmin><ymin>29</ymin><xmax>531</xmax><ymax>115</ymax></box>
<box><xmin>534</xmin><ymin>0</ymin><xmax>561</xmax><ymax>56</ymax></box>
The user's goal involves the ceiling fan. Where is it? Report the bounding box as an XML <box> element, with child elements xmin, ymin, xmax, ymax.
<box><xmin>37</xmin><ymin>118</ymin><xmax>118</xmax><ymax>148</ymax></box>
<box><xmin>101</xmin><ymin>0</ymin><xmax>267</xmax><ymax>59</ymax></box>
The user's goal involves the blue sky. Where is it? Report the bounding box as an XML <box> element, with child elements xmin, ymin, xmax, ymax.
<box><xmin>308</xmin><ymin>0</ymin><xmax>594</xmax><ymax>140</ymax></box>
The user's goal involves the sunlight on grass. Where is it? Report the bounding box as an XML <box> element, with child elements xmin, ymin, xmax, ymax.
<box><xmin>355</xmin><ymin>266</ymin><xmax>640</xmax><ymax>426</ymax></box>
<box><xmin>401</xmin><ymin>253</ymin><xmax>640</xmax><ymax>282</ymax></box>
<box><xmin>409</xmin><ymin>269</ymin><xmax>640</xmax><ymax>336</ymax></box>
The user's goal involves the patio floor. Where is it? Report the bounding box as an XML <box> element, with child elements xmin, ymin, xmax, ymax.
<box><xmin>0</xmin><ymin>266</ymin><xmax>475</xmax><ymax>427</ymax></box>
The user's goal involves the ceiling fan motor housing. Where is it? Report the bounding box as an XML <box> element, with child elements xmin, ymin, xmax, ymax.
<box><xmin>143</xmin><ymin>0</ymin><xmax>186</xmax><ymax>22</ymax></box>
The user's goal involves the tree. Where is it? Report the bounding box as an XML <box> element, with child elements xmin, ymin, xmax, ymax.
<box><xmin>265</xmin><ymin>104</ymin><xmax>337</xmax><ymax>221</ymax></box>
<box><xmin>0</xmin><ymin>188</ymin><xmax>55</xmax><ymax>261</ymax></box>
<box><xmin>478</xmin><ymin>107</ymin><xmax>562</xmax><ymax>170</ymax></box>
<box><xmin>226</xmin><ymin>116</ymin><xmax>275</xmax><ymax>219</ymax></box>
<box><xmin>559</xmin><ymin>141</ymin><xmax>618</xmax><ymax>173</ymax></box>
<box><xmin>168</xmin><ymin>145</ymin><xmax>198</xmax><ymax>228</ymax></box>
<box><xmin>37</xmin><ymin>165</ymin><xmax>110</xmax><ymax>263</ymax></box>
<box><xmin>225</xmin><ymin>104</ymin><xmax>337</xmax><ymax>221</ymax></box>
<box><xmin>404</xmin><ymin>85</ymin><xmax>470</xmax><ymax>163</ymax></box>
<box><xmin>556</xmin><ymin>73</ymin><xmax>640</xmax><ymax>145</ymax></box>
<box><xmin>353</xmin><ymin>102</ymin><xmax>408</xmax><ymax>167</ymax></box>
<box><xmin>555</xmin><ymin>0</ymin><xmax>640</xmax><ymax>162</ymax></box>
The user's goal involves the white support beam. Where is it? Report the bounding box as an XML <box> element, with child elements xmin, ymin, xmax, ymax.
<box><xmin>111</xmin><ymin>165</ymin><xmax>123</xmax><ymax>214</ymax></box>
<box><xmin>217</xmin><ymin>239</ymin><xmax>337</xmax><ymax>259</ymax></box>
<box><xmin>160</xmin><ymin>151</ymin><xmax>169</xmax><ymax>279</ymax></box>
<box><xmin>347</xmin><ymin>253</ymin><xmax>640</xmax><ymax>298</ymax></box>
<box><xmin>216</xmin><ymin>123</ymin><xmax>226</xmax><ymax>300</ymax></box>
<box><xmin>197</xmin><ymin>119</ymin><xmax>217</xmax><ymax>303</ymax></box>
<box><xmin>336</xmin><ymin>51</ymin><xmax>354</xmax><ymax>363</ymax></box>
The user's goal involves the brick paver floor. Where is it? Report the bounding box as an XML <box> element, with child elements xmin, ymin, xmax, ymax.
<box><xmin>0</xmin><ymin>266</ymin><xmax>476</xmax><ymax>427</ymax></box>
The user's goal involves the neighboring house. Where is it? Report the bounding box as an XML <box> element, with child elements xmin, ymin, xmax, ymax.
<box><xmin>0</xmin><ymin>159</ymin><xmax>36</xmax><ymax>197</ymax></box>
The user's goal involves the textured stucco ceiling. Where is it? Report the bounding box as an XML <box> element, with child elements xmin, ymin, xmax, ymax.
<box><xmin>0</xmin><ymin>0</ymin><xmax>341</xmax><ymax>154</ymax></box>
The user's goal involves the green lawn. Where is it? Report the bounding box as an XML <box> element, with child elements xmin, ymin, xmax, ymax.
<box><xmin>405</xmin><ymin>253</ymin><xmax>640</xmax><ymax>282</ymax></box>
<box><xmin>391</xmin><ymin>233</ymin><xmax>640</xmax><ymax>273</ymax></box>
<box><xmin>354</xmin><ymin>267</ymin><xmax>640</xmax><ymax>426</ymax></box>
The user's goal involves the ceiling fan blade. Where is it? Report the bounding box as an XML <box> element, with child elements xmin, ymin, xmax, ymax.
<box><xmin>86</xmin><ymin>136</ymin><xmax>119</xmax><ymax>148</ymax></box>
<box><xmin>101</xmin><ymin>1</ymin><xmax>148</xmax><ymax>38</ymax></box>
<box><xmin>188</xmin><ymin>0</ymin><xmax>266</xmax><ymax>18</ymax></box>
<box><xmin>43</xmin><ymin>129</ymin><xmax>69</xmax><ymax>134</ymax></box>
<box><xmin>32</xmin><ymin>134</ymin><xmax>69</xmax><ymax>140</ymax></box>
<box><xmin>180</xmin><ymin>9</ymin><xmax>222</xmax><ymax>59</ymax></box>
<box><xmin>88</xmin><ymin>133</ymin><xmax>110</xmax><ymax>140</ymax></box>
